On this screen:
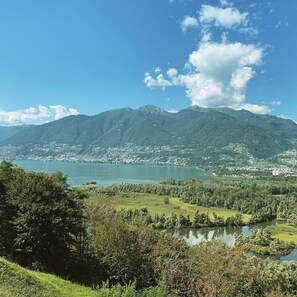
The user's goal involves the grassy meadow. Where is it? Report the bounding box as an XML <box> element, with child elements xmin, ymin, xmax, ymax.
<box><xmin>270</xmin><ymin>223</ymin><xmax>297</xmax><ymax>245</ymax></box>
<box><xmin>89</xmin><ymin>192</ymin><xmax>251</xmax><ymax>223</ymax></box>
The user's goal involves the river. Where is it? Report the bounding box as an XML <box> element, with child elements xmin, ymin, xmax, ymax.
<box><xmin>13</xmin><ymin>160</ymin><xmax>212</xmax><ymax>186</ymax></box>
<box><xmin>166</xmin><ymin>223</ymin><xmax>297</xmax><ymax>261</ymax></box>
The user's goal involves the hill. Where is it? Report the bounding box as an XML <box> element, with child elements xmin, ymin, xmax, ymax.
<box><xmin>0</xmin><ymin>257</ymin><xmax>98</xmax><ymax>297</ymax></box>
<box><xmin>0</xmin><ymin>125</ymin><xmax>31</xmax><ymax>142</ymax></box>
<box><xmin>0</xmin><ymin>257</ymin><xmax>165</xmax><ymax>297</ymax></box>
<box><xmin>1</xmin><ymin>106</ymin><xmax>296</xmax><ymax>166</ymax></box>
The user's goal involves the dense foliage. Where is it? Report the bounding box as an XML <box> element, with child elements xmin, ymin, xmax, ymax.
<box><xmin>1</xmin><ymin>161</ymin><xmax>297</xmax><ymax>296</ymax></box>
<box><xmin>115</xmin><ymin>207</ymin><xmax>243</xmax><ymax>229</ymax></box>
<box><xmin>236</xmin><ymin>227</ymin><xmax>295</xmax><ymax>255</ymax></box>
<box><xmin>0</xmin><ymin>161</ymin><xmax>88</xmax><ymax>276</ymax></box>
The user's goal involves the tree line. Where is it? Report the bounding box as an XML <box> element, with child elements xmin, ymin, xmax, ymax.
<box><xmin>116</xmin><ymin>207</ymin><xmax>244</xmax><ymax>229</ymax></box>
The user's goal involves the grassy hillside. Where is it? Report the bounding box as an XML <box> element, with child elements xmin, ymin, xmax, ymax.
<box><xmin>0</xmin><ymin>257</ymin><xmax>167</xmax><ymax>297</ymax></box>
<box><xmin>0</xmin><ymin>257</ymin><xmax>98</xmax><ymax>297</ymax></box>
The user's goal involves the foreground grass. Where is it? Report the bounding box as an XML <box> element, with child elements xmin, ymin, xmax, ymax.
<box><xmin>0</xmin><ymin>257</ymin><xmax>167</xmax><ymax>297</ymax></box>
<box><xmin>270</xmin><ymin>223</ymin><xmax>297</xmax><ymax>245</ymax></box>
<box><xmin>0</xmin><ymin>257</ymin><xmax>98</xmax><ymax>297</ymax></box>
<box><xmin>89</xmin><ymin>192</ymin><xmax>251</xmax><ymax>223</ymax></box>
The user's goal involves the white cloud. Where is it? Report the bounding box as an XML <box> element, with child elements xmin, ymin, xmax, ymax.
<box><xmin>49</xmin><ymin>105</ymin><xmax>80</xmax><ymax>120</ymax></box>
<box><xmin>220</xmin><ymin>0</ymin><xmax>232</xmax><ymax>7</ymax></box>
<box><xmin>0</xmin><ymin>105</ymin><xmax>80</xmax><ymax>126</ymax></box>
<box><xmin>272</xmin><ymin>100</ymin><xmax>282</xmax><ymax>106</ymax></box>
<box><xmin>238</xmin><ymin>27</ymin><xmax>258</xmax><ymax>37</ymax></box>
<box><xmin>167</xmin><ymin>109</ymin><xmax>178</xmax><ymax>113</ymax></box>
<box><xmin>201</xmin><ymin>32</ymin><xmax>212</xmax><ymax>42</ymax></box>
<box><xmin>199</xmin><ymin>5</ymin><xmax>248</xmax><ymax>29</ymax></box>
<box><xmin>144</xmin><ymin>41</ymin><xmax>267</xmax><ymax>113</ymax></box>
<box><xmin>145</xmin><ymin>2</ymin><xmax>269</xmax><ymax>115</ymax></box>
<box><xmin>144</xmin><ymin>73</ymin><xmax>172</xmax><ymax>90</ymax></box>
<box><xmin>181</xmin><ymin>16</ymin><xmax>198</xmax><ymax>32</ymax></box>
<box><xmin>240</xmin><ymin>103</ymin><xmax>271</xmax><ymax>114</ymax></box>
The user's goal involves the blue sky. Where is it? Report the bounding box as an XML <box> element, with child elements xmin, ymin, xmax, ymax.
<box><xmin>0</xmin><ymin>0</ymin><xmax>296</xmax><ymax>125</ymax></box>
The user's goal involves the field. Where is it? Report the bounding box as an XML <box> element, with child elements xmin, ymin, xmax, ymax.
<box><xmin>89</xmin><ymin>192</ymin><xmax>251</xmax><ymax>223</ymax></box>
<box><xmin>270</xmin><ymin>223</ymin><xmax>297</xmax><ymax>245</ymax></box>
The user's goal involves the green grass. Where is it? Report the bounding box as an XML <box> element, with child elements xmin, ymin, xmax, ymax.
<box><xmin>0</xmin><ymin>257</ymin><xmax>167</xmax><ymax>297</ymax></box>
<box><xmin>270</xmin><ymin>224</ymin><xmax>297</xmax><ymax>245</ymax></box>
<box><xmin>89</xmin><ymin>192</ymin><xmax>251</xmax><ymax>223</ymax></box>
<box><xmin>0</xmin><ymin>257</ymin><xmax>98</xmax><ymax>297</ymax></box>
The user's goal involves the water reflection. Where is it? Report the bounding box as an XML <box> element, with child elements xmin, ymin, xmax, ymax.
<box><xmin>169</xmin><ymin>226</ymin><xmax>247</xmax><ymax>246</ymax></box>
<box><xmin>166</xmin><ymin>222</ymin><xmax>297</xmax><ymax>262</ymax></box>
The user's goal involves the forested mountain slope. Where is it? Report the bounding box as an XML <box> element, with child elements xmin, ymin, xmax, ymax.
<box><xmin>1</xmin><ymin>106</ymin><xmax>297</xmax><ymax>165</ymax></box>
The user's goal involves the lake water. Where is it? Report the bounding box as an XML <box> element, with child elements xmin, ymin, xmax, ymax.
<box><xmin>13</xmin><ymin>160</ymin><xmax>212</xmax><ymax>186</ymax></box>
<box><xmin>166</xmin><ymin>223</ymin><xmax>297</xmax><ymax>261</ymax></box>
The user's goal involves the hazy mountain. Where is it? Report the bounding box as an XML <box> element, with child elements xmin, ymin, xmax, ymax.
<box><xmin>0</xmin><ymin>125</ymin><xmax>32</xmax><ymax>142</ymax></box>
<box><xmin>1</xmin><ymin>105</ymin><xmax>296</xmax><ymax>165</ymax></box>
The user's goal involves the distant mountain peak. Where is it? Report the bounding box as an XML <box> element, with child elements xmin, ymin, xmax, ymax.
<box><xmin>138</xmin><ymin>105</ymin><xmax>166</xmax><ymax>114</ymax></box>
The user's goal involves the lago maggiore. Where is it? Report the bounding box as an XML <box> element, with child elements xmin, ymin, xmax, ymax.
<box><xmin>13</xmin><ymin>160</ymin><xmax>212</xmax><ymax>186</ymax></box>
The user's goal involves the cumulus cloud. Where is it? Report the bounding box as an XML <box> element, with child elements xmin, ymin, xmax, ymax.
<box><xmin>181</xmin><ymin>16</ymin><xmax>198</xmax><ymax>32</ymax></box>
<box><xmin>199</xmin><ymin>5</ymin><xmax>248</xmax><ymax>29</ymax></box>
<box><xmin>144</xmin><ymin>73</ymin><xmax>172</xmax><ymax>90</ymax></box>
<box><xmin>144</xmin><ymin>41</ymin><xmax>268</xmax><ymax>113</ymax></box>
<box><xmin>0</xmin><ymin>105</ymin><xmax>79</xmax><ymax>126</ymax></box>
<box><xmin>144</xmin><ymin>2</ymin><xmax>269</xmax><ymax>115</ymax></box>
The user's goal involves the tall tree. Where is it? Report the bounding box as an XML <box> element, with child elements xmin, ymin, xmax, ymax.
<box><xmin>0</xmin><ymin>164</ymin><xmax>86</xmax><ymax>274</ymax></box>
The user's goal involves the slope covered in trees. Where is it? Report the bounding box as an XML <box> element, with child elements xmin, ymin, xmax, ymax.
<box><xmin>1</xmin><ymin>106</ymin><xmax>297</xmax><ymax>164</ymax></box>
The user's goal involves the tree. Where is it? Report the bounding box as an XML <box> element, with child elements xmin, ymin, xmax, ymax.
<box><xmin>0</xmin><ymin>161</ymin><xmax>18</xmax><ymax>256</ymax></box>
<box><xmin>3</xmin><ymin>167</ymin><xmax>86</xmax><ymax>274</ymax></box>
<box><xmin>163</xmin><ymin>197</ymin><xmax>170</xmax><ymax>204</ymax></box>
<box><xmin>187</xmin><ymin>241</ymin><xmax>264</xmax><ymax>297</ymax></box>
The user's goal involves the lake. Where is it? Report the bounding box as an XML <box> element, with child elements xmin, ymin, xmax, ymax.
<box><xmin>13</xmin><ymin>160</ymin><xmax>212</xmax><ymax>186</ymax></box>
<box><xmin>166</xmin><ymin>223</ymin><xmax>297</xmax><ymax>261</ymax></box>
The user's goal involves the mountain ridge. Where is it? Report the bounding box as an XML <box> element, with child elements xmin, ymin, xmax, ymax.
<box><xmin>1</xmin><ymin>105</ymin><xmax>297</xmax><ymax>166</ymax></box>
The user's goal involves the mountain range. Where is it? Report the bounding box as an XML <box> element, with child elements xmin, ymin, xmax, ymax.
<box><xmin>1</xmin><ymin>105</ymin><xmax>297</xmax><ymax>167</ymax></box>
